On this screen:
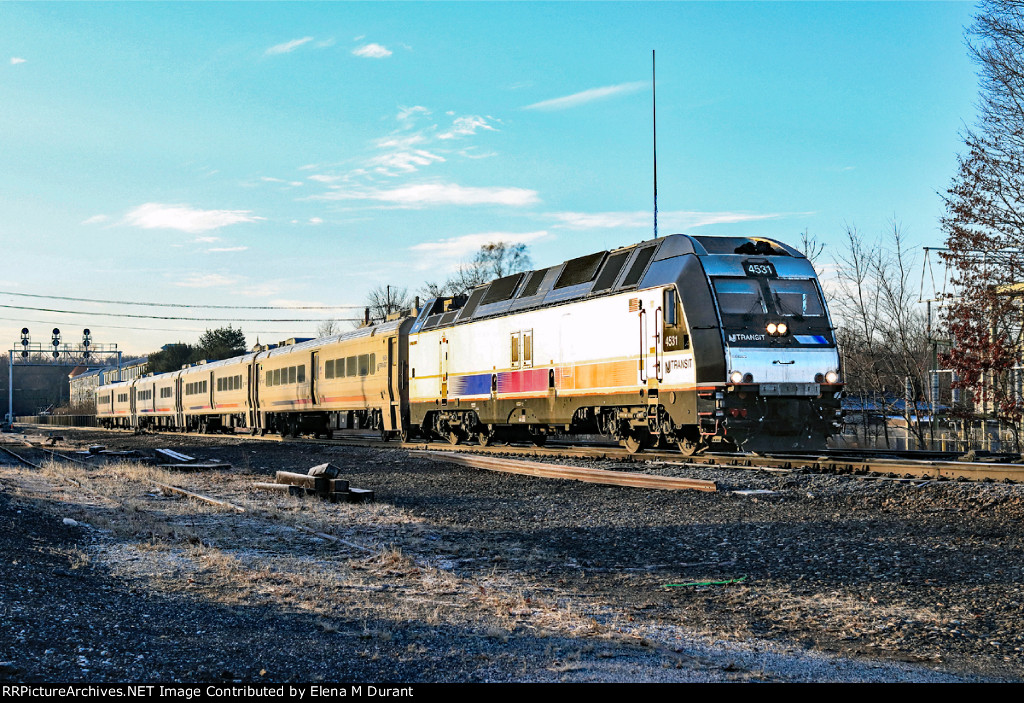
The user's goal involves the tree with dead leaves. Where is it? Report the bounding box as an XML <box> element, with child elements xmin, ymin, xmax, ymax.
<box><xmin>940</xmin><ymin>0</ymin><xmax>1024</xmax><ymax>446</ymax></box>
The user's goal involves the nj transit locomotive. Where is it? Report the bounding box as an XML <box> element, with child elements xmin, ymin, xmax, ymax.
<box><xmin>96</xmin><ymin>234</ymin><xmax>843</xmax><ymax>453</ymax></box>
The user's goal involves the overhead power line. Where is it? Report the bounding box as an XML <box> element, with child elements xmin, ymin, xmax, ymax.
<box><xmin>0</xmin><ymin>303</ymin><xmax>361</xmax><ymax>323</ymax></box>
<box><xmin>0</xmin><ymin>315</ymin><xmax>354</xmax><ymax>335</ymax></box>
<box><xmin>0</xmin><ymin>290</ymin><xmax>363</xmax><ymax>310</ymax></box>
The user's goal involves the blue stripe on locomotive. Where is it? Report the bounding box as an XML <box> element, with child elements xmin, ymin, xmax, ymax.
<box><xmin>449</xmin><ymin>373</ymin><xmax>492</xmax><ymax>396</ymax></box>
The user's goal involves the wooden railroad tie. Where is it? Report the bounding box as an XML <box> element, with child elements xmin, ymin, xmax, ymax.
<box><xmin>253</xmin><ymin>462</ymin><xmax>374</xmax><ymax>503</ymax></box>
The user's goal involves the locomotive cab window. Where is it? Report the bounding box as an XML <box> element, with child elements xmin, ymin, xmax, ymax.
<box><xmin>663</xmin><ymin>287</ymin><xmax>690</xmax><ymax>351</ymax></box>
<box><xmin>767</xmin><ymin>279</ymin><xmax>824</xmax><ymax>317</ymax></box>
<box><xmin>712</xmin><ymin>278</ymin><xmax>767</xmax><ymax>315</ymax></box>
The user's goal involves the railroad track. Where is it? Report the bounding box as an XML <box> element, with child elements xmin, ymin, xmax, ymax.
<box><xmin>13</xmin><ymin>424</ymin><xmax>1024</xmax><ymax>484</ymax></box>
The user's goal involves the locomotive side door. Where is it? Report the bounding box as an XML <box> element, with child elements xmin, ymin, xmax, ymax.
<box><xmin>439</xmin><ymin>336</ymin><xmax>449</xmax><ymax>405</ymax></box>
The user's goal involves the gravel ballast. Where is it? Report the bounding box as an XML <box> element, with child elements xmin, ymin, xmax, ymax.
<box><xmin>1</xmin><ymin>427</ymin><xmax>1021</xmax><ymax>683</ymax></box>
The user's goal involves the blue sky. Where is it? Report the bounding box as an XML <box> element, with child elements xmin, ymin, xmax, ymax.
<box><xmin>0</xmin><ymin>2</ymin><xmax>979</xmax><ymax>354</ymax></box>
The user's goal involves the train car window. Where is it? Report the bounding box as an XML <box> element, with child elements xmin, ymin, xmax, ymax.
<box><xmin>266</xmin><ymin>371</ymin><xmax>272</xmax><ymax>386</ymax></box>
<box><xmin>369</xmin><ymin>353</ymin><xmax>376</xmax><ymax>375</ymax></box>
<box><xmin>273</xmin><ymin>369</ymin><xmax>281</xmax><ymax>386</ymax></box>
<box><xmin>663</xmin><ymin>288</ymin><xmax>678</xmax><ymax>326</ymax></box>
<box><xmin>297</xmin><ymin>365</ymin><xmax>305</xmax><ymax>383</ymax></box>
<box><xmin>202</xmin><ymin>381</ymin><xmax>207</xmax><ymax>394</ymax></box>
<box><xmin>336</xmin><ymin>358</ymin><xmax>346</xmax><ymax>378</ymax></box>
<box><xmin>358</xmin><ymin>354</ymin><xmax>369</xmax><ymax>376</ymax></box>
<box><xmin>712</xmin><ymin>278</ymin><xmax>767</xmax><ymax>315</ymax></box>
<box><xmin>325</xmin><ymin>360</ymin><xmax>334</xmax><ymax>379</ymax></box>
<box><xmin>767</xmin><ymin>279</ymin><xmax>824</xmax><ymax>317</ymax></box>
<box><xmin>347</xmin><ymin>356</ymin><xmax>357</xmax><ymax>377</ymax></box>
<box><xmin>523</xmin><ymin>330</ymin><xmax>533</xmax><ymax>367</ymax></box>
<box><xmin>289</xmin><ymin>366</ymin><xmax>297</xmax><ymax>384</ymax></box>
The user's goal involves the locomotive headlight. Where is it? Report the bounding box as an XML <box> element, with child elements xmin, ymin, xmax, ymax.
<box><xmin>776</xmin><ymin>322</ymin><xmax>788</xmax><ymax>335</ymax></box>
<box><xmin>729</xmin><ymin>371</ymin><xmax>743</xmax><ymax>384</ymax></box>
<box><xmin>825</xmin><ymin>370</ymin><xmax>840</xmax><ymax>384</ymax></box>
<box><xmin>766</xmin><ymin>322</ymin><xmax>777</xmax><ymax>335</ymax></box>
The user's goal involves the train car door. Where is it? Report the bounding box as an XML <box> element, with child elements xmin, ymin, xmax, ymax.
<box><xmin>386</xmin><ymin>336</ymin><xmax>400</xmax><ymax>432</ymax></box>
<box><xmin>250</xmin><ymin>362</ymin><xmax>261</xmax><ymax>432</ymax></box>
<box><xmin>174</xmin><ymin>376</ymin><xmax>183</xmax><ymax>429</ymax></box>
<box><xmin>311</xmin><ymin>351</ymin><xmax>320</xmax><ymax>407</ymax></box>
<box><xmin>439</xmin><ymin>336</ymin><xmax>449</xmax><ymax>405</ymax></box>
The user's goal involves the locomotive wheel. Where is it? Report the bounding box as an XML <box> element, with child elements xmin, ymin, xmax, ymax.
<box><xmin>622</xmin><ymin>434</ymin><xmax>644</xmax><ymax>454</ymax></box>
<box><xmin>530</xmin><ymin>434</ymin><xmax>548</xmax><ymax>447</ymax></box>
<box><xmin>678</xmin><ymin>437</ymin><xmax>701</xmax><ymax>457</ymax></box>
<box><xmin>447</xmin><ymin>431</ymin><xmax>462</xmax><ymax>445</ymax></box>
<box><xmin>476</xmin><ymin>432</ymin><xmax>492</xmax><ymax>447</ymax></box>
<box><xmin>399</xmin><ymin>428</ymin><xmax>412</xmax><ymax>444</ymax></box>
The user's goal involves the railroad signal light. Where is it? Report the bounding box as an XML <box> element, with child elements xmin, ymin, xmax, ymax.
<box><xmin>82</xmin><ymin>329</ymin><xmax>92</xmax><ymax>348</ymax></box>
<box><xmin>20</xmin><ymin>328</ymin><xmax>29</xmax><ymax>347</ymax></box>
<box><xmin>52</xmin><ymin>350</ymin><xmax>59</xmax><ymax>358</ymax></box>
<box><xmin>51</xmin><ymin>328</ymin><xmax>61</xmax><ymax>348</ymax></box>
<box><xmin>20</xmin><ymin>350</ymin><xmax>27</xmax><ymax>358</ymax></box>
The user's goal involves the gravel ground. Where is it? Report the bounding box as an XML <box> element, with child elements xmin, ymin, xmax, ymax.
<box><xmin>1</xmin><ymin>426</ymin><xmax>1022</xmax><ymax>683</ymax></box>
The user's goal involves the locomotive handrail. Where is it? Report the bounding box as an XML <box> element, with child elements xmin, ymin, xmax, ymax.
<box><xmin>654</xmin><ymin>305</ymin><xmax>663</xmax><ymax>382</ymax></box>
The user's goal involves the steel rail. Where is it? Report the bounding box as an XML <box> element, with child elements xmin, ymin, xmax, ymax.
<box><xmin>415</xmin><ymin>450</ymin><xmax>717</xmax><ymax>492</ymax></box>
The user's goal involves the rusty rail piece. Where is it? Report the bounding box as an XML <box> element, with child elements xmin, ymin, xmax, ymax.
<box><xmin>416</xmin><ymin>450</ymin><xmax>717</xmax><ymax>492</ymax></box>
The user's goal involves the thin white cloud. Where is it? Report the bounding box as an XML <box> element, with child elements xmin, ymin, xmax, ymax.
<box><xmin>410</xmin><ymin>231</ymin><xmax>549</xmax><ymax>268</ymax></box>
<box><xmin>123</xmin><ymin>203</ymin><xmax>264</xmax><ymax>233</ymax></box>
<box><xmin>192</xmin><ymin>235</ymin><xmax>220</xmax><ymax>243</ymax></box>
<box><xmin>366</xmin><ymin>150</ymin><xmax>445</xmax><ymax>175</ymax></box>
<box><xmin>353</xmin><ymin>43</ymin><xmax>392</xmax><ymax>58</ymax></box>
<box><xmin>265</xmin><ymin>37</ymin><xmax>314</xmax><ymax>56</ymax></box>
<box><xmin>207</xmin><ymin>246</ymin><xmax>249</xmax><ymax>253</ymax></box>
<box><xmin>81</xmin><ymin>214</ymin><xmax>108</xmax><ymax>225</ymax></box>
<box><xmin>396</xmin><ymin>105</ymin><xmax>430</xmax><ymax>122</ymax></box>
<box><xmin>548</xmin><ymin>210</ymin><xmax>790</xmax><ymax>230</ymax></box>
<box><xmin>523</xmin><ymin>81</ymin><xmax>647</xmax><ymax>111</ymax></box>
<box><xmin>10</xmin><ymin>57</ymin><xmax>26</xmax><ymax>65</ymax></box>
<box><xmin>308</xmin><ymin>217</ymin><xmax>323</xmax><ymax>225</ymax></box>
<box><xmin>174</xmin><ymin>273</ymin><xmax>242</xmax><ymax>288</ymax></box>
<box><xmin>311</xmin><ymin>183</ymin><xmax>540</xmax><ymax>207</ymax></box>
<box><xmin>438</xmin><ymin>115</ymin><xmax>496</xmax><ymax>140</ymax></box>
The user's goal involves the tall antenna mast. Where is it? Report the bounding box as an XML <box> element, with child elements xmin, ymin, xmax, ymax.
<box><xmin>652</xmin><ymin>49</ymin><xmax>658</xmax><ymax>239</ymax></box>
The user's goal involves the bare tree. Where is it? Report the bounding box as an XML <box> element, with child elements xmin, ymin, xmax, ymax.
<box><xmin>422</xmin><ymin>241</ymin><xmax>534</xmax><ymax>298</ymax></box>
<box><xmin>831</xmin><ymin>223</ymin><xmax>931</xmax><ymax>448</ymax></box>
<box><xmin>363</xmin><ymin>285</ymin><xmax>413</xmax><ymax>325</ymax></box>
<box><xmin>316</xmin><ymin>319</ymin><xmax>341</xmax><ymax>338</ymax></box>
<box><xmin>940</xmin><ymin>0</ymin><xmax>1024</xmax><ymax>447</ymax></box>
<box><xmin>799</xmin><ymin>228</ymin><xmax>826</xmax><ymax>273</ymax></box>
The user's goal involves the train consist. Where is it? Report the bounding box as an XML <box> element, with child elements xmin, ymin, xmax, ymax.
<box><xmin>97</xmin><ymin>233</ymin><xmax>843</xmax><ymax>453</ymax></box>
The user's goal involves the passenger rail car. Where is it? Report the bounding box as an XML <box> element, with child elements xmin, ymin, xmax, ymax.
<box><xmin>97</xmin><ymin>319</ymin><xmax>411</xmax><ymax>438</ymax></box>
<box><xmin>96</xmin><ymin>233</ymin><xmax>842</xmax><ymax>453</ymax></box>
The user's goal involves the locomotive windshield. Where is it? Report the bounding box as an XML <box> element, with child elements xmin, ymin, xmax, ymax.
<box><xmin>767</xmin><ymin>279</ymin><xmax>824</xmax><ymax>317</ymax></box>
<box><xmin>711</xmin><ymin>278</ymin><xmax>766</xmax><ymax>315</ymax></box>
<box><xmin>711</xmin><ymin>277</ymin><xmax>826</xmax><ymax>319</ymax></box>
